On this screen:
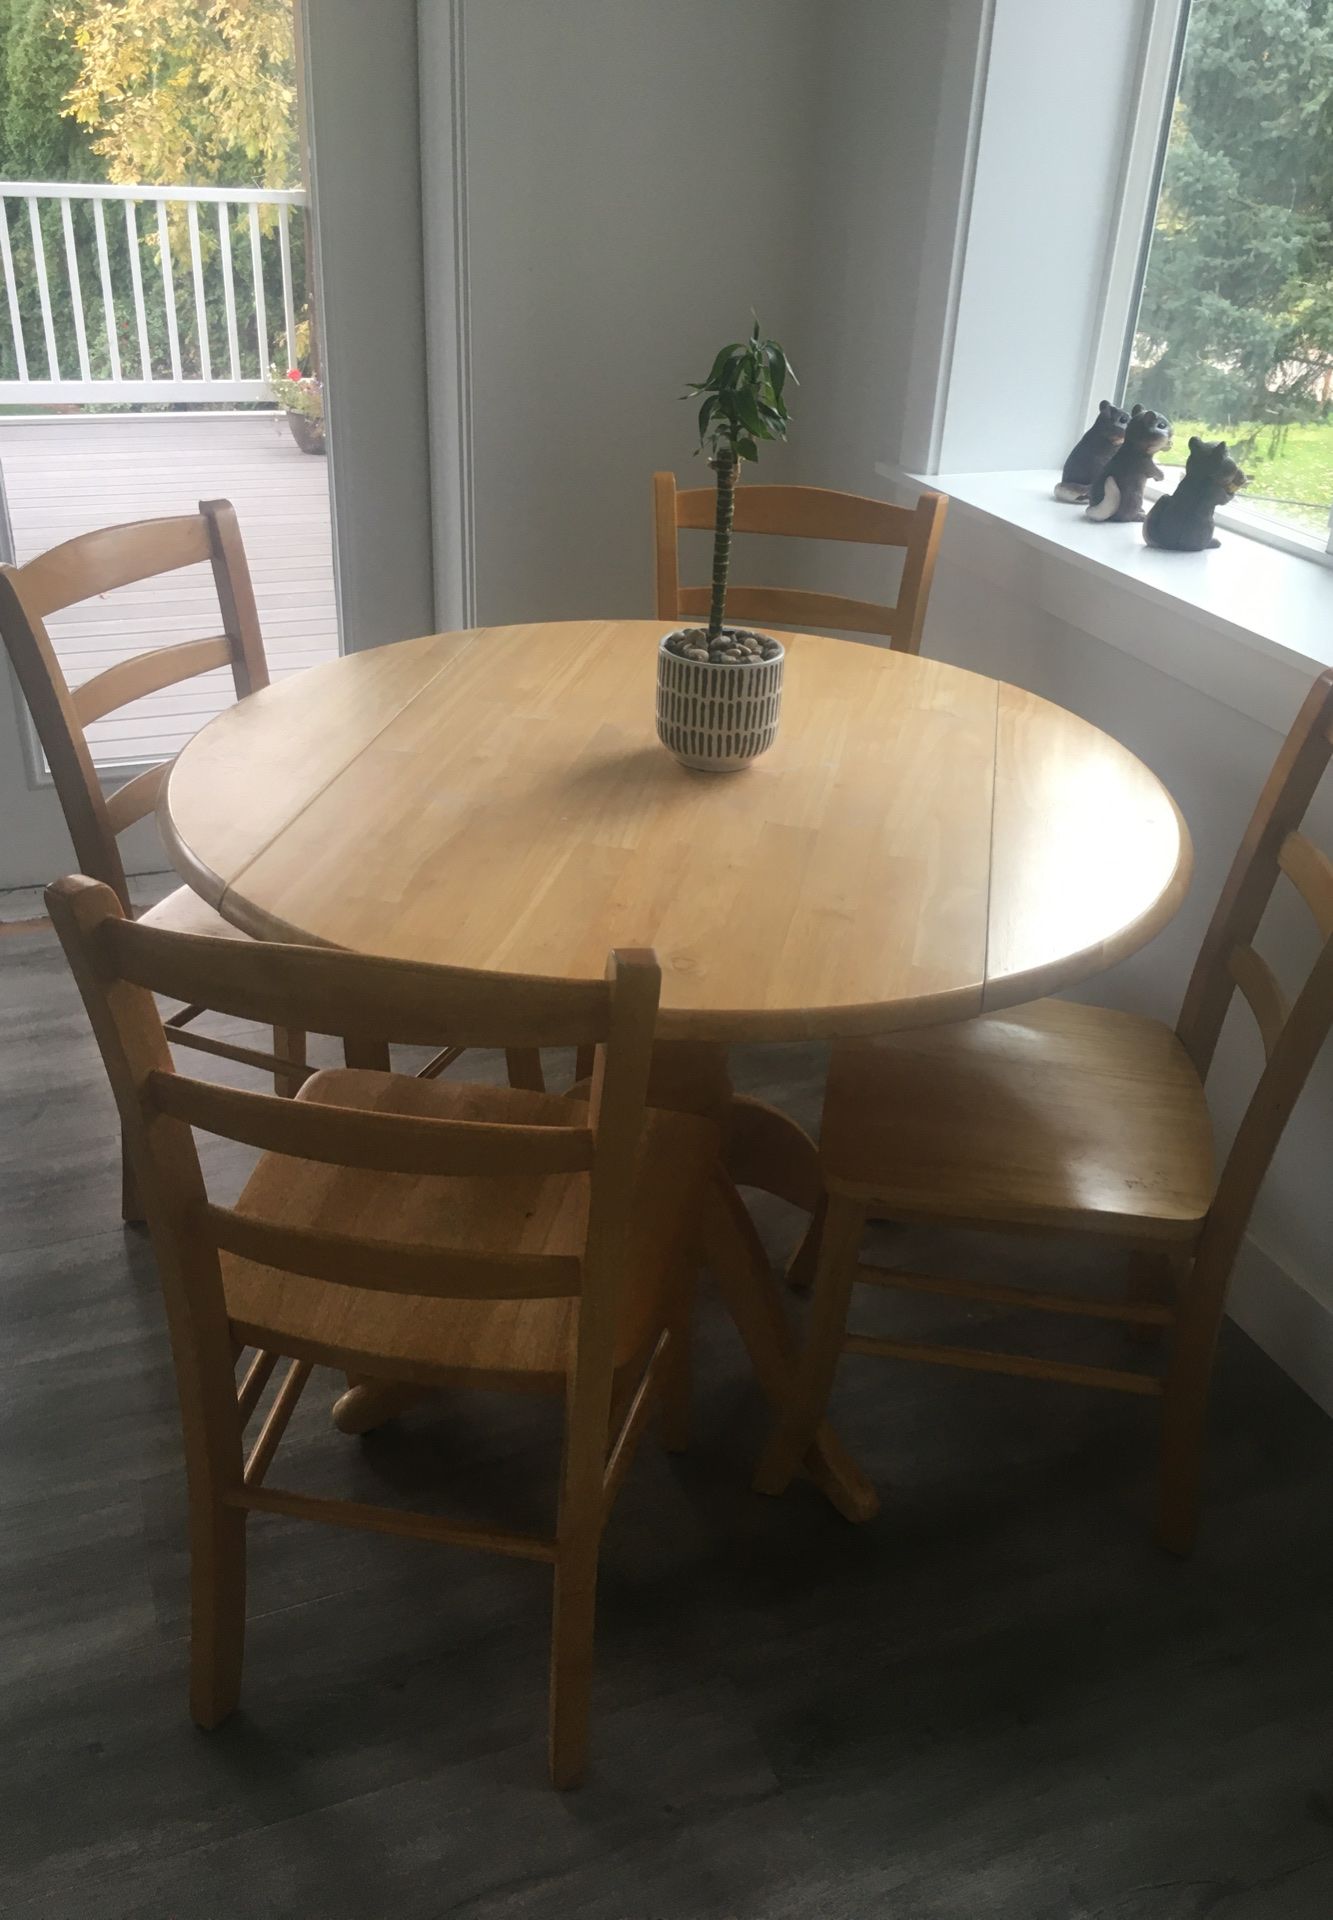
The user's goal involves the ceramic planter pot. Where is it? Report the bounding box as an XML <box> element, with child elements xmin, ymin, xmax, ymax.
<box><xmin>286</xmin><ymin>411</ymin><xmax>326</xmax><ymax>456</ymax></box>
<box><xmin>655</xmin><ymin>630</ymin><xmax>785</xmax><ymax>771</ymax></box>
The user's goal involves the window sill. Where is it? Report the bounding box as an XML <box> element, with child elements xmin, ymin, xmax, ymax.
<box><xmin>903</xmin><ymin>467</ymin><xmax>1333</xmax><ymax>733</ymax></box>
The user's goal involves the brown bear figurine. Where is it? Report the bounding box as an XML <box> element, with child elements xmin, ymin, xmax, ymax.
<box><xmin>1143</xmin><ymin>437</ymin><xmax>1249</xmax><ymax>551</ymax></box>
<box><xmin>1085</xmin><ymin>406</ymin><xmax>1172</xmax><ymax>523</ymax></box>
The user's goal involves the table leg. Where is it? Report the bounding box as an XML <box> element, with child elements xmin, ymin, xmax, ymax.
<box><xmin>703</xmin><ymin>1174</ymin><xmax>879</xmax><ymax>1524</ymax></box>
<box><xmin>329</xmin><ymin>1039</ymin><xmax>875</xmax><ymax>1521</ymax></box>
<box><xmin>726</xmin><ymin>1092</ymin><xmax>822</xmax><ymax>1209</ymax></box>
<box><xmin>725</xmin><ymin>1090</ymin><xmax>825</xmax><ymax>1289</ymax></box>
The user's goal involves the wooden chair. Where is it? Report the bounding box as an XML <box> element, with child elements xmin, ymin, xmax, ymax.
<box><xmin>653</xmin><ymin>471</ymin><xmax>948</xmax><ymax>654</ymax></box>
<box><xmin>755</xmin><ymin>669</ymin><xmax>1333</xmax><ymax>1554</ymax></box>
<box><xmin>48</xmin><ymin>873</ymin><xmax>713</xmax><ymax>1788</ymax></box>
<box><xmin>0</xmin><ymin>503</ymin><xmax>306</xmax><ymax>1219</ymax></box>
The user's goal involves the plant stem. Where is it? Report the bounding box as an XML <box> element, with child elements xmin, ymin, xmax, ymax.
<box><xmin>707</xmin><ymin>450</ymin><xmax>737</xmax><ymax>642</ymax></box>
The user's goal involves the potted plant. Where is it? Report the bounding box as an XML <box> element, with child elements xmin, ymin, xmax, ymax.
<box><xmin>656</xmin><ymin>322</ymin><xmax>795</xmax><ymax>771</ymax></box>
<box><xmin>268</xmin><ymin>365</ymin><xmax>325</xmax><ymax>455</ymax></box>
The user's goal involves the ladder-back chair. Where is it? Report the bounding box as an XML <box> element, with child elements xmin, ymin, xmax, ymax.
<box><xmin>756</xmin><ymin>669</ymin><xmax>1333</xmax><ymax>1554</ymax></box>
<box><xmin>0</xmin><ymin>502</ymin><xmax>306</xmax><ymax>1217</ymax></box>
<box><xmin>48</xmin><ymin>874</ymin><xmax>714</xmax><ymax>1788</ymax></box>
<box><xmin>653</xmin><ymin>471</ymin><xmax>948</xmax><ymax>654</ymax></box>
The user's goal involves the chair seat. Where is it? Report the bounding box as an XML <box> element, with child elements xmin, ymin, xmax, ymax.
<box><xmin>224</xmin><ymin>1069</ymin><xmax>719</xmax><ymax>1392</ymax></box>
<box><xmin>139</xmin><ymin>885</ymin><xmax>251</xmax><ymax>941</ymax></box>
<box><xmin>821</xmin><ymin>997</ymin><xmax>1215</xmax><ymax>1242</ymax></box>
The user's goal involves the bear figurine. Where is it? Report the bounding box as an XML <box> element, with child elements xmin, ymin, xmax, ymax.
<box><xmin>1143</xmin><ymin>437</ymin><xmax>1249</xmax><ymax>551</ymax></box>
<box><xmin>1085</xmin><ymin>405</ymin><xmax>1172</xmax><ymax>523</ymax></box>
<box><xmin>1054</xmin><ymin>399</ymin><xmax>1130</xmax><ymax>503</ymax></box>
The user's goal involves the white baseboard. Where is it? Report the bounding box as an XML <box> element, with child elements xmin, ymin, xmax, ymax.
<box><xmin>1229</xmin><ymin>1236</ymin><xmax>1333</xmax><ymax>1419</ymax></box>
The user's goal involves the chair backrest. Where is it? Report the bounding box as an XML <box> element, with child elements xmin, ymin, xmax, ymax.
<box><xmin>1177</xmin><ymin>668</ymin><xmax>1333</xmax><ymax>1283</ymax></box>
<box><xmin>653</xmin><ymin>471</ymin><xmax>948</xmax><ymax>654</ymax></box>
<box><xmin>47</xmin><ymin>874</ymin><xmax>662</xmax><ymax>1491</ymax></box>
<box><xmin>0</xmin><ymin>502</ymin><xmax>268</xmax><ymax>913</ymax></box>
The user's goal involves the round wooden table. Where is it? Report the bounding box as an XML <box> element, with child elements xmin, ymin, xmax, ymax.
<box><xmin>161</xmin><ymin>619</ymin><xmax>1192</xmax><ymax>1519</ymax></box>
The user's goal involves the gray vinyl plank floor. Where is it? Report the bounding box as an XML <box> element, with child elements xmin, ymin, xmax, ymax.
<box><xmin>4</xmin><ymin>922</ymin><xmax>1333</xmax><ymax>1918</ymax></box>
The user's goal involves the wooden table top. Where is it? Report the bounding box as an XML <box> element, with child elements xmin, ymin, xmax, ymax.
<box><xmin>161</xmin><ymin>619</ymin><xmax>1192</xmax><ymax>1042</ymax></box>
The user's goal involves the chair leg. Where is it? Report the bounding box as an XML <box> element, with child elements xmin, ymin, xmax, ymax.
<box><xmin>506</xmin><ymin>1049</ymin><xmax>546</xmax><ymax>1092</ymax></box>
<box><xmin>1156</xmin><ymin>1275</ymin><xmax>1222</xmax><ymax>1557</ymax></box>
<box><xmin>753</xmin><ymin>1193</ymin><xmax>867</xmax><ymax>1497</ymax></box>
<box><xmin>661</xmin><ymin>1270</ymin><xmax>696</xmax><ymax>1454</ymax></box>
<box><xmin>272</xmin><ymin>1026</ymin><xmax>306</xmax><ymax>1099</ymax></box>
<box><xmin>189</xmin><ymin>1495</ymin><xmax>247</xmax><ymax>1729</ymax></box>
<box><xmin>548</xmin><ymin>1544</ymin><xmax>599</xmax><ymax>1789</ymax></box>
<box><xmin>120</xmin><ymin>1134</ymin><xmax>145</xmax><ymax>1226</ymax></box>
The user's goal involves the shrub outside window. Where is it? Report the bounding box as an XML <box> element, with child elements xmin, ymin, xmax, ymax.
<box><xmin>1127</xmin><ymin>0</ymin><xmax>1333</xmax><ymax>552</ymax></box>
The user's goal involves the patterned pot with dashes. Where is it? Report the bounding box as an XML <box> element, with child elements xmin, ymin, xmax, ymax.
<box><xmin>655</xmin><ymin>628</ymin><xmax>785</xmax><ymax>772</ymax></box>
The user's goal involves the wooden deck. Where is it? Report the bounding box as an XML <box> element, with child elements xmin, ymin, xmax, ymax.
<box><xmin>0</xmin><ymin>412</ymin><xmax>338</xmax><ymax>767</ymax></box>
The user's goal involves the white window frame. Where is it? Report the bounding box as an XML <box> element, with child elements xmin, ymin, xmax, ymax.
<box><xmin>1090</xmin><ymin>0</ymin><xmax>1333</xmax><ymax>568</ymax></box>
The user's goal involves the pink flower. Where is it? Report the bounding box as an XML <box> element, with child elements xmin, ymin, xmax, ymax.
<box><xmin>287</xmin><ymin>367</ymin><xmax>302</xmax><ymax>380</ymax></box>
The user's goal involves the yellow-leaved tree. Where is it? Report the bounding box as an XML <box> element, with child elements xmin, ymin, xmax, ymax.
<box><xmin>57</xmin><ymin>0</ymin><xmax>297</xmax><ymax>188</ymax></box>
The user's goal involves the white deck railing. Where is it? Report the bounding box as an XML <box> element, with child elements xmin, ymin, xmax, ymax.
<box><xmin>0</xmin><ymin>181</ymin><xmax>309</xmax><ymax>404</ymax></box>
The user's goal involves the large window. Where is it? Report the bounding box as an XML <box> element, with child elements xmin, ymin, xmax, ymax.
<box><xmin>1127</xmin><ymin>0</ymin><xmax>1333</xmax><ymax>546</ymax></box>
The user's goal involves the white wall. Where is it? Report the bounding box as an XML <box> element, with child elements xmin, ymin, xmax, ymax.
<box><xmin>304</xmin><ymin>0</ymin><xmax>435</xmax><ymax>650</ymax></box>
<box><xmin>795</xmin><ymin>2</ymin><xmax>955</xmax><ymax>496</ymax></box>
<box><xmin>422</xmin><ymin>0</ymin><xmax>830</xmax><ymax>627</ymax></box>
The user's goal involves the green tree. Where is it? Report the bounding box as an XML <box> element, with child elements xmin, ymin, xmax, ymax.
<box><xmin>56</xmin><ymin>0</ymin><xmax>297</xmax><ymax>189</ymax></box>
<box><xmin>0</xmin><ymin>0</ymin><xmax>96</xmax><ymax>179</ymax></box>
<box><xmin>1133</xmin><ymin>0</ymin><xmax>1333</xmax><ymax>423</ymax></box>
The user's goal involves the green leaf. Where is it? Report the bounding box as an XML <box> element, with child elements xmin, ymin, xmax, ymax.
<box><xmin>771</xmin><ymin>344</ymin><xmax>798</xmax><ymax>388</ymax></box>
<box><xmin>733</xmin><ymin>386</ymin><xmax>765</xmax><ymax>436</ymax></box>
<box><xmin>702</xmin><ymin>343</ymin><xmax>736</xmax><ymax>386</ymax></box>
<box><xmin>685</xmin><ymin>327</ymin><xmax>795</xmax><ymax>455</ymax></box>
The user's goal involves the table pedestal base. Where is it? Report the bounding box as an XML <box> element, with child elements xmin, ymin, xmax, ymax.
<box><xmin>331</xmin><ymin>1041</ymin><xmax>877</xmax><ymax>1523</ymax></box>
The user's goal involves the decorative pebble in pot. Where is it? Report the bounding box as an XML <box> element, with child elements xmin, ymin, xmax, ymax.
<box><xmin>655</xmin><ymin>320</ymin><xmax>794</xmax><ymax>772</ymax></box>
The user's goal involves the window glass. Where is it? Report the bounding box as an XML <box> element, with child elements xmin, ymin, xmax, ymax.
<box><xmin>1128</xmin><ymin>0</ymin><xmax>1333</xmax><ymax>539</ymax></box>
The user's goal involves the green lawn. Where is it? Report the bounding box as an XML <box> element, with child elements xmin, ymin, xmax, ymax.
<box><xmin>1159</xmin><ymin>417</ymin><xmax>1333</xmax><ymax>535</ymax></box>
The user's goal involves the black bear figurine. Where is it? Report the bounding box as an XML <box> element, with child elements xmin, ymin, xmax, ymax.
<box><xmin>1143</xmin><ymin>437</ymin><xmax>1249</xmax><ymax>551</ymax></box>
<box><xmin>1054</xmin><ymin>399</ymin><xmax>1130</xmax><ymax>503</ymax></box>
<box><xmin>1085</xmin><ymin>405</ymin><xmax>1172</xmax><ymax>523</ymax></box>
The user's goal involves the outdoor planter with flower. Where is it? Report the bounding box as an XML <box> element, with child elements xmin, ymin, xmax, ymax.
<box><xmin>269</xmin><ymin>365</ymin><xmax>325</xmax><ymax>455</ymax></box>
<box><xmin>655</xmin><ymin>322</ymin><xmax>795</xmax><ymax>770</ymax></box>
